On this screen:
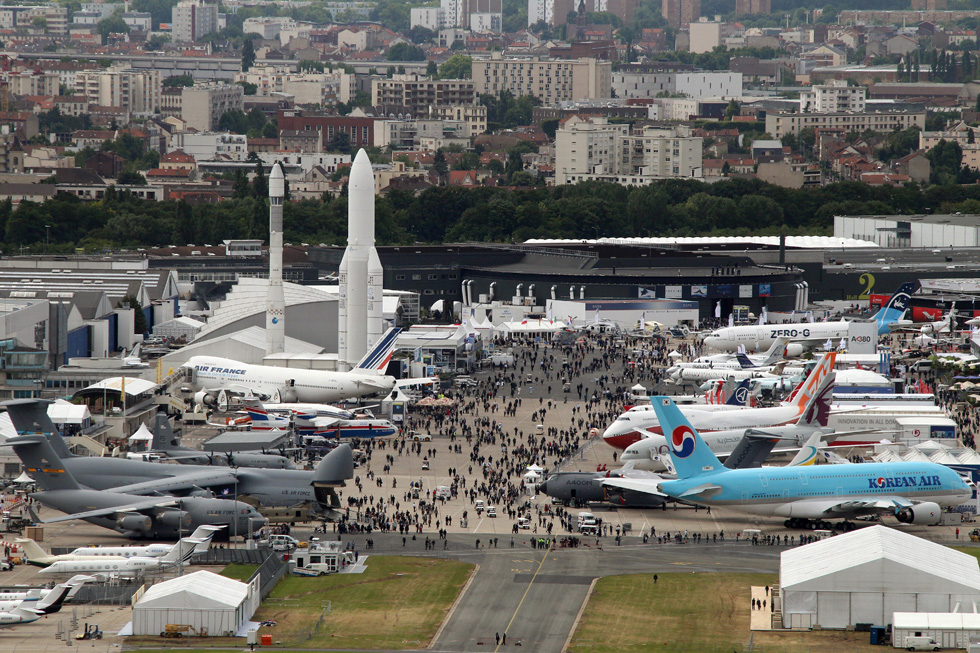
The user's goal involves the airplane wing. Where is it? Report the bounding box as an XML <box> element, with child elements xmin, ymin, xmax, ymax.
<box><xmin>778</xmin><ymin>496</ymin><xmax>916</xmax><ymax>519</ymax></box>
<box><xmin>106</xmin><ymin>469</ymin><xmax>239</xmax><ymax>495</ymax></box>
<box><xmin>601</xmin><ymin>477</ymin><xmax>667</xmax><ymax>497</ymax></box>
<box><xmin>353</xmin><ymin>377</ymin><xmax>393</xmax><ymax>389</ymax></box>
<box><xmin>677</xmin><ymin>483</ymin><xmax>723</xmax><ymax>499</ymax></box>
<box><xmin>310</xmin><ymin>417</ymin><xmax>341</xmax><ymax>429</ymax></box>
<box><xmin>29</xmin><ymin>497</ymin><xmax>181</xmax><ymax>524</ymax></box>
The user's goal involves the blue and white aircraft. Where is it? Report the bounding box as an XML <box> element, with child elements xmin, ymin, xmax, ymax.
<box><xmin>603</xmin><ymin>395</ymin><xmax>972</xmax><ymax>531</ymax></box>
<box><xmin>702</xmin><ymin>282</ymin><xmax>917</xmax><ymax>353</ymax></box>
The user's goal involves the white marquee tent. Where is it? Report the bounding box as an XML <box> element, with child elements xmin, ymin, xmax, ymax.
<box><xmin>781</xmin><ymin>526</ymin><xmax>980</xmax><ymax>629</ymax></box>
<box><xmin>131</xmin><ymin>570</ymin><xmax>260</xmax><ymax>637</ymax></box>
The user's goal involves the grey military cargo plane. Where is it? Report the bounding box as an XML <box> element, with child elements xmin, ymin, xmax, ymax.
<box><xmin>2</xmin><ymin>399</ymin><xmax>353</xmax><ymax>524</ymax></box>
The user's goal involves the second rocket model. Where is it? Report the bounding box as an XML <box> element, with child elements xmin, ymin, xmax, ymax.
<box><xmin>266</xmin><ymin>162</ymin><xmax>286</xmax><ymax>355</ymax></box>
<box><xmin>338</xmin><ymin>149</ymin><xmax>384</xmax><ymax>371</ymax></box>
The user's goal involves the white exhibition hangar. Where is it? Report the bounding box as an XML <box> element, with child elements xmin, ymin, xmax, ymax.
<box><xmin>131</xmin><ymin>570</ymin><xmax>260</xmax><ymax>636</ymax></box>
<box><xmin>780</xmin><ymin>526</ymin><xmax>980</xmax><ymax>629</ymax></box>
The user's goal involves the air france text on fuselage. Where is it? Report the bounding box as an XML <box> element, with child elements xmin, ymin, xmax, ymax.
<box><xmin>195</xmin><ymin>365</ymin><xmax>246</xmax><ymax>375</ymax></box>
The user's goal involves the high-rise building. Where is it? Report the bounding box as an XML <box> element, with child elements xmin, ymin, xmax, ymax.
<box><xmin>472</xmin><ymin>56</ymin><xmax>612</xmax><ymax>103</ymax></box>
<box><xmin>799</xmin><ymin>80</ymin><xmax>867</xmax><ymax>113</ymax></box>
<box><xmin>661</xmin><ymin>0</ymin><xmax>699</xmax><ymax>28</ymax></box>
<box><xmin>181</xmin><ymin>84</ymin><xmax>244</xmax><ymax>132</ymax></box>
<box><xmin>75</xmin><ymin>67</ymin><xmax>162</xmax><ymax>113</ymax></box>
<box><xmin>172</xmin><ymin>0</ymin><xmax>218</xmax><ymax>43</ymax></box>
<box><xmin>734</xmin><ymin>0</ymin><xmax>770</xmax><ymax>15</ymax></box>
<box><xmin>554</xmin><ymin>116</ymin><xmax>703</xmax><ymax>184</ymax></box>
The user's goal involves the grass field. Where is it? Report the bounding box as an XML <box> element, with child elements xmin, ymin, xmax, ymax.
<box><xmin>219</xmin><ymin>564</ymin><xmax>260</xmax><ymax>582</ymax></box>
<box><xmin>568</xmin><ymin>573</ymin><xmax>886</xmax><ymax>653</ymax></box>
<box><xmin>253</xmin><ymin>555</ymin><xmax>473</xmax><ymax>649</ymax></box>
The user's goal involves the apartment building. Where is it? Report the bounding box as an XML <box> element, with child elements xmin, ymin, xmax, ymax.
<box><xmin>554</xmin><ymin>115</ymin><xmax>703</xmax><ymax>185</ymax></box>
<box><xmin>661</xmin><ymin>0</ymin><xmax>699</xmax><ymax>28</ymax></box>
<box><xmin>800</xmin><ymin>80</ymin><xmax>867</xmax><ymax>113</ymax></box>
<box><xmin>3</xmin><ymin>70</ymin><xmax>59</xmax><ymax>97</ymax></box>
<box><xmin>766</xmin><ymin>110</ymin><xmax>926</xmax><ymax>137</ymax></box>
<box><xmin>181</xmin><ymin>84</ymin><xmax>244</xmax><ymax>132</ymax></box>
<box><xmin>411</xmin><ymin>0</ymin><xmax>502</xmax><ymax>31</ymax></box>
<box><xmin>170</xmin><ymin>132</ymin><xmax>247</xmax><ymax>161</ymax></box>
<box><xmin>375</xmin><ymin>118</ymin><xmax>470</xmax><ymax>149</ymax></box>
<box><xmin>371</xmin><ymin>75</ymin><xmax>477</xmax><ymax>111</ymax></box>
<box><xmin>277</xmin><ymin>110</ymin><xmax>375</xmax><ymax>149</ymax></box>
<box><xmin>735</xmin><ymin>0</ymin><xmax>770</xmax><ymax>14</ymax></box>
<box><xmin>611</xmin><ymin>71</ymin><xmax>742</xmax><ymax>100</ymax></box>
<box><xmin>472</xmin><ymin>56</ymin><xmax>611</xmax><ymax>103</ymax></box>
<box><xmin>75</xmin><ymin>67</ymin><xmax>162</xmax><ymax>114</ymax></box>
<box><xmin>172</xmin><ymin>0</ymin><xmax>218</xmax><ymax>43</ymax></box>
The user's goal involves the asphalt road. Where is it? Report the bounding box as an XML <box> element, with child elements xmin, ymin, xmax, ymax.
<box><xmin>336</xmin><ymin>532</ymin><xmax>784</xmax><ymax>653</ymax></box>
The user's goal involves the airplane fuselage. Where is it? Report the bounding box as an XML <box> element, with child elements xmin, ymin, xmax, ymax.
<box><xmin>659</xmin><ymin>461</ymin><xmax>970</xmax><ymax>518</ymax></box>
<box><xmin>184</xmin><ymin>356</ymin><xmax>394</xmax><ymax>403</ymax></box>
<box><xmin>703</xmin><ymin>321</ymin><xmax>850</xmax><ymax>353</ymax></box>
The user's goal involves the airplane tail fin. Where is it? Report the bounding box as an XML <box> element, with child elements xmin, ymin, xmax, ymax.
<box><xmin>872</xmin><ymin>282</ymin><xmax>917</xmax><ymax>334</ymax></box>
<box><xmin>0</xmin><ymin>399</ymin><xmax>74</xmax><ymax>459</ymax></box>
<box><xmin>760</xmin><ymin>336</ymin><xmax>790</xmax><ymax>367</ymax></box>
<box><xmin>188</xmin><ymin>524</ymin><xmax>224</xmax><ymax>543</ymax></box>
<box><xmin>725</xmin><ymin>380</ymin><xmax>751</xmax><ymax>406</ymax></box>
<box><xmin>649</xmin><ymin>397</ymin><xmax>724</xmax><ymax>479</ymax></box>
<box><xmin>795</xmin><ymin>372</ymin><xmax>835</xmax><ymax>427</ymax></box>
<box><xmin>160</xmin><ymin>537</ymin><xmax>198</xmax><ymax>564</ymax></box>
<box><xmin>352</xmin><ymin>327</ymin><xmax>401</xmax><ymax>375</ymax></box>
<box><xmin>734</xmin><ymin>353</ymin><xmax>756</xmax><ymax>369</ymax></box>
<box><xmin>15</xmin><ymin>538</ymin><xmax>50</xmax><ymax>564</ymax></box>
<box><xmin>790</xmin><ymin>352</ymin><xmax>835</xmax><ymax>410</ymax></box>
<box><xmin>786</xmin><ymin>431</ymin><xmax>826</xmax><ymax>467</ymax></box>
<box><xmin>7</xmin><ymin>435</ymin><xmax>81</xmax><ymax>491</ymax></box>
<box><xmin>151</xmin><ymin>412</ymin><xmax>180</xmax><ymax>451</ymax></box>
<box><xmin>36</xmin><ymin>583</ymin><xmax>71</xmax><ymax>614</ymax></box>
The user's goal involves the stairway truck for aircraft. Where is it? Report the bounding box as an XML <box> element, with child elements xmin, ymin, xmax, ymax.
<box><xmin>603</xmin><ymin>353</ymin><xmax>837</xmax><ymax>450</ymax></box>
<box><xmin>702</xmin><ymin>282</ymin><xmax>917</xmax><ymax>354</ymax></box>
<box><xmin>603</xmin><ymin>396</ymin><xmax>972</xmax><ymax>530</ymax></box>
<box><xmin>181</xmin><ymin>327</ymin><xmax>401</xmax><ymax>408</ymax></box>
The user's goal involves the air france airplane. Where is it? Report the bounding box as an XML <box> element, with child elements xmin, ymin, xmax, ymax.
<box><xmin>182</xmin><ymin>328</ymin><xmax>401</xmax><ymax>406</ymax></box>
<box><xmin>702</xmin><ymin>282</ymin><xmax>917</xmax><ymax>353</ymax></box>
<box><xmin>603</xmin><ymin>396</ymin><xmax>972</xmax><ymax>530</ymax></box>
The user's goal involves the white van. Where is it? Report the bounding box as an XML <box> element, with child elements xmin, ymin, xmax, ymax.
<box><xmin>269</xmin><ymin>534</ymin><xmax>299</xmax><ymax>551</ymax></box>
<box><xmin>434</xmin><ymin>486</ymin><xmax>452</xmax><ymax>500</ymax></box>
<box><xmin>903</xmin><ymin>635</ymin><xmax>942</xmax><ymax>651</ymax></box>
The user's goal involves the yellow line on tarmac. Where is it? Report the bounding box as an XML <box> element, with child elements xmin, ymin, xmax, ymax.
<box><xmin>495</xmin><ymin>541</ymin><xmax>552</xmax><ymax>652</ymax></box>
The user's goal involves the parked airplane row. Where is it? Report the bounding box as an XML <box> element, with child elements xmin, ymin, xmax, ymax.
<box><xmin>601</xmin><ymin>396</ymin><xmax>971</xmax><ymax>530</ymax></box>
<box><xmin>1</xmin><ymin>399</ymin><xmax>354</xmax><ymax>540</ymax></box>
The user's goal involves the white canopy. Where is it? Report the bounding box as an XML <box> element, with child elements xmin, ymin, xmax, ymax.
<box><xmin>500</xmin><ymin>320</ymin><xmax>568</xmax><ymax>333</ymax></box>
<box><xmin>526</xmin><ymin>464</ymin><xmax>544</xmax><ymax>473</ymax></box>
<box><xmin>47</xmin><ymin>401</ymin><xmax>91</xmax><ymax>425</ymax></box>
<box><xmin>129</xmin><ymin>423</ymin><xmax>154</xmax><ymax>442</ymax></box>
<box><xmin>631</xmin><ymin>383</ymin><xmax>646</xmax><ymax>392</ymax></box>
<box><xmin>13</xmin><ymin>471</ymin><xmax>34</xmax><ymax>484</ymax></box>
<box><xmin>667</xmin><ymin>350</ymin><xmax>683</xmax><ymax>359</ymax></box>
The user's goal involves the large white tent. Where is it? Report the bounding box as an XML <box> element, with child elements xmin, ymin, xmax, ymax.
<box><xmin>131</xmin><ymin>570</ymin><xmax>260</xmax><ymax>637</ymax></box>
<box><xmin>780</xmin><ymin>526</ymin><xmax>980</xmax><ymax>629</ymax></box>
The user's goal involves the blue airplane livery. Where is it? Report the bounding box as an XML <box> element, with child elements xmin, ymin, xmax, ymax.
<box><xmin>603</xmin><ymin>395</ymin><xmax>971</xmax><ymax>530</ymax></box>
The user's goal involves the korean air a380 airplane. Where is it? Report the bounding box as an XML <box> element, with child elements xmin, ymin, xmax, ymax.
<box><xmin>603</xmin><ymin>396</ymin><xmax>972</xmax><ymax>530</ymax></box>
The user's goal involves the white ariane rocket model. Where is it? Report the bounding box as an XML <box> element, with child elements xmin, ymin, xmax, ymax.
<box><xmin>266</xmin><ymin>162</ymin><xmax>286</xmax><ymax>355</ymax></box>
<box><xmin>338</xmin><ymin>149</ymin><xmax>384</xmax><ymax>371</ymax></box>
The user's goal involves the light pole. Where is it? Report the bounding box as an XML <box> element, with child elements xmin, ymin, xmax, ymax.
<box><xmin>44</xmin><ymin>225</ymin><xmax>49</xmax><ymax>251</ymax></box>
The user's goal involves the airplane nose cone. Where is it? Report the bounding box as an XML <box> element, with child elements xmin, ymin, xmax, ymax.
<box><xmin>537</xmin><ymin>481</ymin><xmax>548</xmax><ymax>495</ymax></box>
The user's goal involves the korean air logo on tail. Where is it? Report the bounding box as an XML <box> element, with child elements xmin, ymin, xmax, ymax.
<box><xmin>670</xmin><ymin>425</ymin><xmax>697</xmax><ymax>458</ymax></box>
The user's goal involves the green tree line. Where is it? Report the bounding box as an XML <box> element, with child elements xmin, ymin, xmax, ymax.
<box><xmin>4</xmin><ymin>176</ymin><xmax>980</xmax><ymax>252</ymax></box>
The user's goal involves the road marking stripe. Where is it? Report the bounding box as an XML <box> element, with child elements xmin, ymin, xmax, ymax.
<box><xmin>495</xmin><ymin>541</ymin><xmax>552</xmax><ymax>652</ymax></box>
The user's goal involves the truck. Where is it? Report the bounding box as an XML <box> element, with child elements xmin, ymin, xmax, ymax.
<box><xmin>489</xmin><ymin>353</ymin><xmax>515</xmax><ymax>367</ymax></box>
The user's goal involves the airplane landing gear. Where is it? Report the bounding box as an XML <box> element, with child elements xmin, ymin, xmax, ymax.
<box><xmin>784</xmin><ymin>518</ymin><xmax>834</xmax><ymax>530</ymax></box>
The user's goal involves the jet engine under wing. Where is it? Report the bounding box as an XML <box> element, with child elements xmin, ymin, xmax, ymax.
<box><xmin>773</xmin><ymin>496</ymin><xmax>913</xmax><ymax>519</ymax></box>
<box><xmin>106</xmin><ymin>469</ymin><xmax>239</xmax><ymax>496</ymax></box>
<box><xmin>601</xmin><ymin>477</ymin><xmax>667</xmax><ymax>497</ymax></box>
<box><xmin>28</xmin><ymin>497</ymin><xmax>180</xmax><ymax>524</ymax></box>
